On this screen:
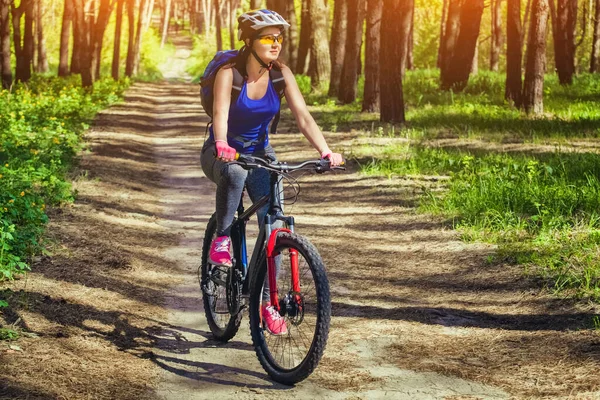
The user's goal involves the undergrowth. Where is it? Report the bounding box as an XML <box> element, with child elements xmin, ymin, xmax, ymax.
<box><xmin>0</xmin><ymin>75</ymin><xmax>128</xmax><ymax>282</ymax></box>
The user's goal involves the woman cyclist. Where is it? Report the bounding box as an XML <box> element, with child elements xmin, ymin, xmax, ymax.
<box><xmin>200</xmin><ymin>9</ymin><xmax>343</xmax><ymax>336</ymax></box>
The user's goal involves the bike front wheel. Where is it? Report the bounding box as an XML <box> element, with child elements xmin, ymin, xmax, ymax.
<box><xmin>199</xmin><ymin>214</ymin><xmax>242</xmax><ymax>342</ymax></box>
<box><xmin>249</xmin><ymin>232</ymin><xmax>331</xmax><ymax>385</ymax></box>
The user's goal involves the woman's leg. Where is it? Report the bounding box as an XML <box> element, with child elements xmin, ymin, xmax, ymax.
<box><xmin>201</xmin><ymin>141</ymin><xmax>248</xmax><ymax>237</ymax></box>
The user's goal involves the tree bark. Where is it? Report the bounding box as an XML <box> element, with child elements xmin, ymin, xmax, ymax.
<box><xmin>308</xmin><ymin>0</ymin><xmax>330</xmax><ymax>88</ymax></box>
<box><xmin>592</xmin><ymin>0</ymin><xmax>600</xmax><ymax>71</ymax></box>
<box><xmin>522</xmin><ymin>0</ymin><xmax>549</xmax><ymax>114</ymax></box>
<box><xmin>93</xmin><ymin>0</ymin><xmax>115</xmax><ymax>81</ymax></box>
<box><xmin>550</xmin><ymin>0</ymin><xmax>577</xmax><ymax>84</ymax></box>
<box><xmin>112</xmin><ymin>0</ymin><xmax>124</xmax><ymax>79</ymax></box>
<box><xmin>398</xmin><ymin>0</ymin><xmax>414</xmax><ymax>76</ymax></box>
<box><xmin>440</xmin><ymin>0</ymin><xmax>462</xmax><ymax>75</ymax></box>
<box><xmin>58</xmin><ymin>0</ymin><xmax>73</xmax><ymax>76</ymax></box>
<box><xmin>215</xmin><ymin>0</ymin><xmax>222</xmax><ymax>50</ymax></box>
<box><xmin>71</xmin><ymin>0</ymin><xmax>93</xmax><ymax>87</ymax></box>
<box><xmin>12</xmin><ymin>0</ymin><xmax>33</xmax><ymax>83</ymax></box>
<box><xmin>328</xmin><ymin>0</ymin><xmax>347</xmax><ymax>96</ymax></box>
<box><xmin>380</xmin><ymin>0</ymin><xmax>406</xmax><ymax>123</ymax></box>
<box><xmin>441</xmin><ymin>0</ymin><xmax>484</xmax><ymax>91</ymax></box>
<box><xmin>228</xmin><ymin>0</ymin><xmax>235</xmax><ymax>50</ymax></box>
<box><xmin>162</xmin><ymin>0</ymin><xmax>172</xmax><ymax>47</ymax></box>
<box><xmin>437</xmin><ymin>0</ymin><xmax>449</xmax><ymax>68</ymax></box>
<box><xmin>407</xmin><ymin>13</ymin><xmax>414</xmax><ymax>70</ymax></box>
<box><xmin>491</xmin><ymin>0</ymin><xmax>503</xmax><ymax>71</ymax></box>
<box><xmin>1</xmin><ymin>0</ymin><xmax>12</xmax><ymax>88</ymax></box>
<box><xmin>132</xmin><ymin>0</ymin><xmax>153</xmax><ymax>74</ymax></box>
<box><xmin>35</xmin><ymin>0</ymin><xmax>49</xmax><ymax>73</ymax></box>
<box><xmin>296</xmin><ymin>0</ymin><xmax>310</xmax><ymax>74</ymax></box>
<box><xmin>506</xmin><ymin>0</ymin><xmax>523</xmax><ymax>105</ymax></box>
<box><xmin>362</xmin><ymin>0</ymin><xmax>382</xmax><ymax>112</ymax></box>
<box><xmin>338</xmin><ymin>0</ymin><xmax>365</xmax><ymax>102</ymax></box>
<box><xmin>125</xmin><ymin>0</ymin><xmax>135</xmax><ymax>76</ymax></box>
<box><xmin>471</xmin><ymin>38</ymin><xmax>479</xmax><ymax>74</ymax></box>
<box><xmin>284</xmin><ymin>0</ymin><xmax>298</xmax><ymax>70</ymax></box>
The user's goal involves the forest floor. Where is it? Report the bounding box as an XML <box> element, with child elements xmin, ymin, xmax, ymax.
<box><xmin>2</xmin><ymin>36</ymin><xmax>600</xmax><ymax>400</ymax></box>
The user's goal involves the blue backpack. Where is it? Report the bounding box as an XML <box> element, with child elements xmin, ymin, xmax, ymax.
<box><xmin>199</xmin><ymin>50</ymin><xmax>286</xmax><ymax>134</ymax></box>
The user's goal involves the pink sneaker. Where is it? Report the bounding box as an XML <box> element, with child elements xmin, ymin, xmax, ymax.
<box><xmin>261</xmin><ymin>303</ymin><xmax>288</xmax><ymax>336</ymax></box>
<box><xmin>209</xmin><ymin>236</ymin><xmax>232</xmax><ymax>267</ymax></box>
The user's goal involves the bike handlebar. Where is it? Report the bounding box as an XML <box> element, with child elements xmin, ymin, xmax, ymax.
<box><xmin>233</xmin><ymin>153</ymin><xmax>346</xmax><ymax>174</ymax></box>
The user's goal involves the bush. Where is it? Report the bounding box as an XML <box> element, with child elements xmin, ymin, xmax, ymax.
<box><xmin>0</xmin><ymin>76</ymin><xmax>128</xmax><ymax>281</ymax></box>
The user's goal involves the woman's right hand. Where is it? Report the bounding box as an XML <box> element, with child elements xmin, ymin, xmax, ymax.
<box><xmin>215</xmin><ymin>140</ymin><xmax>237</xmax><ymax>162</ymax></box>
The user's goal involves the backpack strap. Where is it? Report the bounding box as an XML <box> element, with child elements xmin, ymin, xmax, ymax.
<box><xmin>231</xmin><ymin>67</ymin><xmax>244</xmax><ymax>105</ymax></box>
<box><xmin>268</xmin><ymin>68</ymin><xmax>286</xmax><ymax>134</ymax></box>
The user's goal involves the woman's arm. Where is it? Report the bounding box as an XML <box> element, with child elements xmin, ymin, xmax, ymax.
<box><xmin>212</xmin><ymin>67</ymin><xmax>236</xmax><ymax>161</ymax></box>
<box><xmin>281</xmin><ymin>66</ymin><xmax>343</xmax><ymax>165</ymax></box>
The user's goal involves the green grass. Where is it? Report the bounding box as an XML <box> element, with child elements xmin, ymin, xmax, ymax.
<box><xmin>360</xmin><ymin>143</ymin><xmax>600</xmax><ymax>301</ymax></box>
<box><xmin>352</xmin><ymin>71</ymin><xmax>600</xmax><ymax>302</ymax></box>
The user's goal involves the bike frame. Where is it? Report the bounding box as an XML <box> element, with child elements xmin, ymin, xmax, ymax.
<box><xmin>231</xmin><ymin>169</ymin><xmax>298</xmax><ymax>312</ymax></box>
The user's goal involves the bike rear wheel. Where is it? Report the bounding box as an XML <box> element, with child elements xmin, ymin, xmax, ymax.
<box><xmin>199</xmin><ymin>214</ymin><xmax>242</xmax><ymax>342</ymax></box>
<box><xmin>249</xmin><ymin>232</ymin><xmax>331</xmax><ymax>385</ymax></box>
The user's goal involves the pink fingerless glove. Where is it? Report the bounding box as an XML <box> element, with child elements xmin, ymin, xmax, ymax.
<box><xmin>320</xmin><ymin>148</ymin><xmax>343</xmax><ymax>166</ymax></box>
<box><xmin>320</xmin><ymin>148</ymin><xmax>333</xmax><ymax>160</ymax></box>
<box><xmin>215</xmin><ymin>140</ymin><xmax>237</xmax><ymax>161</ymax></box>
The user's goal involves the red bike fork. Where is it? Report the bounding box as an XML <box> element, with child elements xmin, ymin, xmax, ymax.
<box><xmin>266</xmin><ymin>229</ymin><xmax>300</xmax><ymax>311</ymax></box>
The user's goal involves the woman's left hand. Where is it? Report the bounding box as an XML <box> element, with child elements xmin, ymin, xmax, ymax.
<box><xmin>321</xmin><ymin>149</ymin><xmax>344</xmax><ymax>166</ymax></box>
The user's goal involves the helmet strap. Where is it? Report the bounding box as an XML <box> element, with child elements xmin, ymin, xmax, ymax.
<box><xmin>251</xmin><ymin>48</ymin><xmax>273</xmax><ymax>72</ymax></box>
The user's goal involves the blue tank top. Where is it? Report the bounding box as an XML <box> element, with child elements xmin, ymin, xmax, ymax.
<box><xmin>209</xmin><ymin>78</ymin><xmax>280</xmax><ymax>154</ymax></box>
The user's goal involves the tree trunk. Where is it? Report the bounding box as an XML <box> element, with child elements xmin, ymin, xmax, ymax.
<box><xmin>250</xmin><ymin>0</ymin><xmax>261</xmax><ymax>8</ymax></box>
<box><xmin>58</xmin><ymin>0</ymin><xmax>72</xmax><ymax>76</ymax></box>
<box><xmin>491</xmin><ymin>0</ymin><xmax>503</xmax><ymax>71</ymax></box>
<box><xmin>328</xmin><ymin>0</ymin><xmax>347</xmax><ymax>96</ymax></box>
<box><xmin>284</xmin><ymin>0</ymin><xmax>298</xmax><ymax>70</ymax></box>
<box><xmin>296</xmin><ymin>0</ymin><xmax>311</xmax><ymax>74</ymax></box>
<box><xmin>112</xmin><ymin>0</ymin><xmax>124</xmax><ymax>79</ymax></box>
<box><xmin>592</xmin><ymin>0</ymin><xmax>600</xmax><ymax>71</ymax></box>
<box><xmin>162</xmin><ymin>0</ymin><xmax>172</xmax><ymax>47</ymax></box>
<box><xmin>440</xmin><ymin>0</ymin><xmax>462</xmax><ymax>75</ymax></box>
<box><xmin>437</xmin><ymin>0</ymin><xmax>449</xmax><ymax>68</ymax></box>
<box><xmin>471</xmin><ymin>38</ymin><xmax>479</xmax><ymax>74</ymax></box>
<box><xmin>23</xmin><ymin>0</ymin><xmax>34</xmax><ymax>79</ymax></box>
<box><xmin>72</xmin><ymin>0</ymin><xmax>93</xmax><ymax>87</ymax></box>
<box><xmin>522</xmin><ymin>0</ymin><xmax>549</xmax><ymax>114</ymax></box>
<box><xmin>506</xmin><ymin>0</ymin><xmax>523</xmax><ymax>105</ymax></box>
<box><xmin>228</xmin><ymin>0</ymin><xmax>235</xmax><ymax>50</ymax></box>
<box><xmin>12</xmin><ymin>0</ymin><xmax>33</xmax><ymax>83</ymax></box>
<box><xmin>133</xmin><ymin>0</ymin><xmax>152</xmax><ymax>74</ymax></box>
<box><xmin>441</xmin><ymin>0</ymin><xmax>484</xmax><ymax>91</ymax></box>
<box><xmin>522</xmin><ymin>0</ymin><xmax>533</xmax><ymax>43</ymax></box>
<box><xmin>125</xmin><ymin>0</ymin><xmax>135</xmax><ymax>76</ymax></box>
<box><xmin>308</xmin><ymin>0</ymin><xmax>330</xmax><ymax>88</ymax></box>
<box><xmin>1</xmin><ymin>0</ymin><xmax>12</xmax><ymax>88</ymax></box>
<box><xmin>215</xmin><ymin>0</ymin><xmax>222</xmax><ymax>50</ymax></box>
<box><xmin>202</xmin><ymin>0</ymin><xmax>211</xmax><ymax>38</ymax></box>
<box><xmin>407</xmin><ymin>14</ymin><xmax>414</xmax><ymax>70</ymax></box>
<box><xmin>398</xmin><ymin>0</ymin><xmax>413</xmax><ymax>76</ymax></box>
<box><xmin>362</xmin><ymin>0</ymin><xmax>382</xmax><ymax>112</ymax></box>
<box><xmin>380</xmin><ymin>0</ymin><xmax>406</xmax><ymax>123</ymax></box>
<box><xmin>93</xmin><ymin>0</ymin><xmax>115</xmax><ymax>81</ymax></box>
<box><xmin>338</xmin><ymin>0</ymin><xmax>365</xmax><ymax>102</ymax></box>
<box><xmin>35</xmin><ymin>0</ymin><xmax>49</xmax><ymax>73</ymax></box>
<box><xmin>550</xmin><ymin>0</ymin><xmax>577</xmax><ymax>84</ymax></box>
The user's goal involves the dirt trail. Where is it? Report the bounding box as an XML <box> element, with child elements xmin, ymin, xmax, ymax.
<box><xmin>2</xmin><ymin>37</ymin><xmax>600</xmax><ymax>400</ymax></box>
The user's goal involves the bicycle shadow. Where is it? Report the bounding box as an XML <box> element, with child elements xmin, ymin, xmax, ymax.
<box><xmin>148</xmin><ymin>353</ymin><xmax>289</xmax><ymax>390</ymax></box>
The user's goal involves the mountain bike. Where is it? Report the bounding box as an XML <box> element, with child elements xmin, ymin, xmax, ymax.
<box><xmin>199</xmin><ymin>154</ymin><xmax>344</xmax><ymax>385</ymax></box>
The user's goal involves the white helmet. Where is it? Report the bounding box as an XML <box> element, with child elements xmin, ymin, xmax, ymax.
<box><xmin>237</xmin><ymin>9</ymin><xmax>290</xmax><ymax>41</ymax></box>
